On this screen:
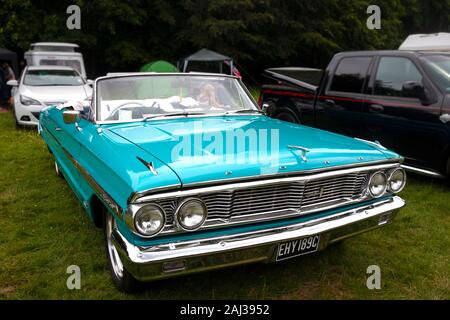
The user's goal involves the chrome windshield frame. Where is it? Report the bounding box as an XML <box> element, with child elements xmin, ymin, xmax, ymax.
<box><xmin>93</xmin><ymin>72</ymin><xmax>260</xmax><ymax>125</ymax></box>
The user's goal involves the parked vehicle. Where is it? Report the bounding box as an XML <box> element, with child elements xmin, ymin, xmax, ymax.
<box><xmin>24</xmin><ymin>42</ymin><xmax>87</xmax><ymax>78</ymax></box>
<box><xmin>399</xmin><ymin>33</ymin><xmax>450</xmax><ymax>52</ymax></box>
<box><xmin>260</xmin><ymin>50</ymin><xmax>450</xmax><ymax>178</ymax></box>
<box><xmin>39</xmin><ymin>72</ymin><xmax>405</xmax><ymax>292</ymax></box>
<box><xmin>7</xmin><ymin>66</ymin><xmax>92</xmax><ymax>127</ymax></box>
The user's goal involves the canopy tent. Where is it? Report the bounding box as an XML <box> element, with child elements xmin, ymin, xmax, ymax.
<box><xmin>179</xmin><ymin>48</ymin><xmax>238</xmax><ymax>76</ymax></box>
<box><xmin>0</xmin><ymin>48</ymin><xmax>19</xmax><ymax>78</ymax></box>
<box><xmin>140</xmin><ymin>60</ymin><xmax>178</xmax><ymax>73</ymax></box>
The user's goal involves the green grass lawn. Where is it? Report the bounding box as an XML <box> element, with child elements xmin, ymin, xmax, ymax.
<box><xmin>0</xmin><ymin>110</ymin><xmax>449</xmax><ymax>299</ymax></box>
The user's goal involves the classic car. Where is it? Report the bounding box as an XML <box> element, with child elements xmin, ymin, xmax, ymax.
<box><xmin>38</xmin><ymin>72</ymin><xmax>406</xmax><ymax>292</ymax></box>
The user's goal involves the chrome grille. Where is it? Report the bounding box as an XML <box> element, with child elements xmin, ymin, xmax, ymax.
<box><xmin>203</xmin><ymin>182</ymin><xmax>305</xmax><ymax>221</ymax></box>
<box><xmin>301</xmin><ymin>173</ymin><xmax>368</xmax><ymax>208</ymax></box>
<box><xmin>158</xmin><ymin>172</ymin><xmax>369</xmax><ymax>231</ymax></box>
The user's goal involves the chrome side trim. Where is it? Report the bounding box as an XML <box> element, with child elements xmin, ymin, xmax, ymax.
<box><xmin>61</xmin><ymin>147</ymin><xmax>124</xmax><ymax>216</ymax></box>
<box><xmin>401</xmin><ymin>164</ymin><xmax>446</xmax><ymax>178</ymax></box>
<box><xmin>42</xmin><ymin>124</ymin><xmax>124</xmax><ymax>216</ymax></box>
<box><xmin>133</xmin><ymin>162</ymin><xmax>399</xmax><ymax>203</ymax></box>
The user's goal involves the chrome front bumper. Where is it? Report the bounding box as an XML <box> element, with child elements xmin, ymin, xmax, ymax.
<box><xmin>112</xmin><ymin>196</ymin><xmax>405</xmax><ymax>282</ymax></box>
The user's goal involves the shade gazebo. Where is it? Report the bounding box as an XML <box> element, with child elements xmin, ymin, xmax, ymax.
<box><xmin>180</xmin><ymin>48</ymin><xmax>235</xmax><ymax>75</ymax></box>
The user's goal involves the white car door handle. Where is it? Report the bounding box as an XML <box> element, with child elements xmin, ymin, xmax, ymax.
<box><xmin>55</xmin><ymin>127</ymin><xmax>62</xmax><ymax>131</ymax></box>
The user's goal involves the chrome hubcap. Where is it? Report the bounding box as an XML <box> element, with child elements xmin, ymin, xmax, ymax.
<box><xmin>106</xmin><ymin>214</ymin><xmax>124</xmax><ymax>279</ymax></box>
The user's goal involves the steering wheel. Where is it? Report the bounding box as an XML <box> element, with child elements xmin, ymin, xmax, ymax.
<box><xmin>107</xmin><ymin>102</ymin><xmax>147</xmax><ymax>120</ymax></box>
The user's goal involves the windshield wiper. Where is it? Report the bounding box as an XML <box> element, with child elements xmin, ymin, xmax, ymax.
<box><xmin>143</xmin><ymin>111</ymin><xmax>206</xmax><ymax>121</ymax></box>
<box><xmin>224</xmin><ymin>109</ymin><xmax>264</xmax><ymax>115</ymax></box>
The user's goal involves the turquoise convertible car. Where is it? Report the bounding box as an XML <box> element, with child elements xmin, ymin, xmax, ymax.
<box><xmin>38</xmin><ymin>73</ymin><xmax>406</xmax><ymax>292</ymax></box>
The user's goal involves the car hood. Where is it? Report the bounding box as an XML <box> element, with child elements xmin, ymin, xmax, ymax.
<box><xmin>106</xmin><ymin>115</ymin><xmax>398</xmax><ymax>186</ymax></box>
<box><xmin>21</xmin><ymin>85</ymin><xmax>92</xmax><ymax>104</ymax></box>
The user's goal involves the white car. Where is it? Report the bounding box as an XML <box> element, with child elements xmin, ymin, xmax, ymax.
<box><xmin>7</xmin><ymin>66</ymin><xmax>92</xmax><ymax>127</ymax></box>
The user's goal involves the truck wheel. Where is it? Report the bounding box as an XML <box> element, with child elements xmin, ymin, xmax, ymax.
<box><xmin>273</xmin><ymin>108</ymin><xmax>300</xmax><ymax>124</ymax></box>
<box><xmin>104</xmin><ymin>210</ymin><xmax>140</xmax><ymax>292</ymax></box>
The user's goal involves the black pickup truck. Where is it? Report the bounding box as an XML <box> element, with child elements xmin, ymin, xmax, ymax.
<box><xmin>260</xmin><ymin>50</ymin><xmax>450</xmax><ymax>178</ymax></box>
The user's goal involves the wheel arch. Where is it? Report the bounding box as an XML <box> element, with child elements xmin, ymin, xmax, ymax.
<box><xmin>89</xmin><ymin>194</ymin><xmax>106</xmax><ymax>228</ymax></box>
<box><xmin>271</xmin><ymin>98</ymin><xmax>301</xmax><ymax>124</ymax></box>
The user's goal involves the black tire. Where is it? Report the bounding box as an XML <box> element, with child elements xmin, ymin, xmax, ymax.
<box><xmin>12</xmin><ymin>107</ymin><xmax>21</xmax><ymax>129</ymax></box>
<box><xmin>273</xmin><ymin>108</ymin><xmax>300</xmax><ymax>124</ymax></box>
<box><xmin>104</xmin><ymin>209</ymin><xmax>141</xmax><ymax>292</ymax></box>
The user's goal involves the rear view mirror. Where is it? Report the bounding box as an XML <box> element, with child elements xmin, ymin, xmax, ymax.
<box><xmin>86</xmin><ymin>79</ymin><xmax>94</xmax><ymax>86</ymax></box>
<box><xmin>6</xmin><ymin>80</ymin><xmax>18</xmax><ymax>86</ymax></box>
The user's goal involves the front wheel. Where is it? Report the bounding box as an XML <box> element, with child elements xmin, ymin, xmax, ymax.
<box><xmin>104</xmin><ymin>211</ymin><xmax>140</xmax><ymax>292</ymax></box>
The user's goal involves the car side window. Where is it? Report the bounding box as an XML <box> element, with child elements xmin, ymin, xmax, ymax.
<box><xmin>374</xmin><ymin>57</ymin><xmax>423</xmax><ymax>98</ymax></box>
<box><xmin>329</xmin><ymin>57</ymin><xmax>372</xmax><ymax>94</ymax></box>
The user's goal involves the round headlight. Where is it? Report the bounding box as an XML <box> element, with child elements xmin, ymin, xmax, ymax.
<box><xmin>175</xmin><ymin>198</ymin><xmax>207</xmax><ymax>231</ymax></box>
<box><xmin>134</xmin><ymin>204</ymin><xmax>165</xmax><ymax>236</ymax></box>
<box><xmin>388</xmin><ymin>168</ymin><xmax>406</xmax><ymax>193</ymax></box>
<box><xmin>368</xmin><ymin>171</ymin><xmax>388</xmax><ymax>198</ymax></box>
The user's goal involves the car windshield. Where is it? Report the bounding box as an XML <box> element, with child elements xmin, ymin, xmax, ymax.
<box><xmin>24</xmin><ymin>69</ymin><xmax>85</xmax><ymax>86</ymax></box>
<box><xmin>39</xmin><ymin>59</ymin><xmax>82</xmax><ymax>74</ymax></box>
<box><xmin>421</xmin><ymin>54</ymin><xmax>450</xmax><ymax>93</ymax></box>
<box><xmin>96</xmin><ymin>75</ymin><xmax>258</xmax><ymax>122</ymax></box>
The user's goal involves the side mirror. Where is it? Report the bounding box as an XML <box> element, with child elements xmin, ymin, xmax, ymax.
<box><xmin>261</xmin><ymin>102</ymin><xmax>275</xmax><ymax>116</ymax></box>
<box><xmin>63</xmin><ymin>110</ymin><xmax>80</xmax><ymax>124</ymax></box>
<box><xmin>402</xmin><ymin>81</ymin><xmax>424</xmax><ymax>99</ymax></box>
<box><xmin>402</xmin><ymin>80</ymin><xmax>437</xmax><ymax>106</ymax></box>
<box><xmin>86</xmin><ymin>79</ymin><xmax>94</xmax><ymax>86</ymax></box>
<box><xmin>6</xmin><ymin>80</ymin><xmax>18</xmax><ymax>86</ymax></box>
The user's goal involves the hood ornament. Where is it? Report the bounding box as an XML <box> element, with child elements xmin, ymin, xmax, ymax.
<box><xmin>287</xmin><ymin>145</ymin><xmax>310</xmax><ymax>162</ymax></box>
<box><xmin>137</xmin><ymin>157</ymin><xmax>158</xmax><ymax>175</ymax></box>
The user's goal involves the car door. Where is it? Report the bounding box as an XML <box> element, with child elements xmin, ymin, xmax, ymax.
<box><xmin>315</xmin><ymin>56</ymin><xmax>374</xmax><ymax>138</ymax></box>
<box><xmin>362</xmin><ymin>55</ymin><xmax>444</xmax><ymax>171</ymax></box>
<box><xmin>43</xmin><ymin>107</ymin><xmax>86</xmax><ymax>201</ymax></box>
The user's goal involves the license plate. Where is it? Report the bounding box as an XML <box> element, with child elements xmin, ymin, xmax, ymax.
<box><xmin>276</xmin><ymin>235</ymin><xmax>320</xmax><ymax>261</ymax></box>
